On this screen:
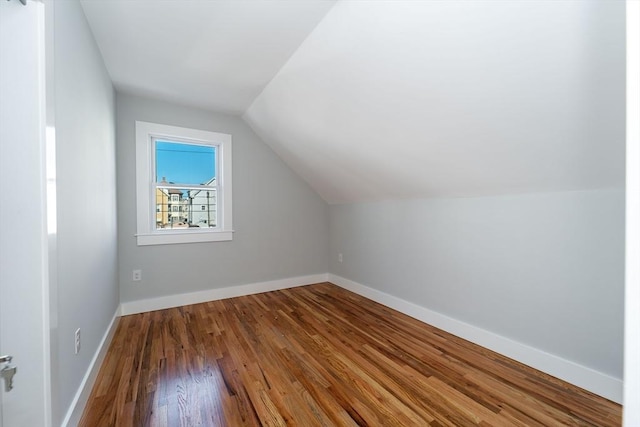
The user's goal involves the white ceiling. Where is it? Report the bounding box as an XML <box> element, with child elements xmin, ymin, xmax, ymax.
<box><xmin>244</xmin><ymin>0</ymin><xmax>625</xmax><ymax>203</ymax></box>
<box><xmin>81</xmin><ymin>0</ymin><xmax>625</xmax><ymax>204</ymax></box>
<box><xmin>80</xmin><ymin>0</ymin><xmax>336</xmax><ymax>114</ymax></box>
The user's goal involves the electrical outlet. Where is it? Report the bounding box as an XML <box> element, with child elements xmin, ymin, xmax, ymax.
<box><xmin>75</xmin><ymin>328</ymin><xmax>81</xmax><ymax>354</ymax></box>
<box><xmin>338</xmin><ymin>253</ymin><xmax>343</xmax><ymax>263</ymax></box>
<box><xmin>133</xmin><ymin>269</ymin><xmax>142</xmax><ymax>282</ymax></box>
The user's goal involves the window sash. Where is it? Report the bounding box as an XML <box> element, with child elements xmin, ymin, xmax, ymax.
<box><xmin>152</xmin><ymin>137</ymin><xmax>218</xmax><ymax>186</ymax></box>
<box><xmin>150</xmin><ymin>136</ymin><xmax>221</xmax><ymax>233</ymax></box>
<box><xmin>153</xmin><ymin>183</ymin><xmax>220</xmax><ymax>231</ymax></box>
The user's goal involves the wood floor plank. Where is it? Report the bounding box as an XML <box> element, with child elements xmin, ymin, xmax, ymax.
<box><xmin>80</xmin><ymin>283</ymin><xmax>621</xmax><ymax>426</ymax></box>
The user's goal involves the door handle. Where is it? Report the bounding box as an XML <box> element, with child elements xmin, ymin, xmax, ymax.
<box><xmin>1</xmin><ymin>365</ymin><xmax>16</xmax><ymax>392</ymax></box>
<box><xmin>0</xmin><ymin>355</ymin><xmax>16</xmax><ymax>391</ymax></box>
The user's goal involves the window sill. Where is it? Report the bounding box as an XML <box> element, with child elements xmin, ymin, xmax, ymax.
<box><xmin>136</xmin><ymin>230</ymin><xmax>233</xmax><ymax>246</ymax></box>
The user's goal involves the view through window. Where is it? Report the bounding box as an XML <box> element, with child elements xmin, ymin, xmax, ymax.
<box><xmin>154</xmin><ymin>140</ymin><xmax>218</xmax><ymax>230</ymax></box>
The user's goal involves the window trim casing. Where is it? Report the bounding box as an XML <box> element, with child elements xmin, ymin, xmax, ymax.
<box><xmin>135</xmin><ymin>121</ymin><xmax>232</xmax><ymax>245</ymax></box>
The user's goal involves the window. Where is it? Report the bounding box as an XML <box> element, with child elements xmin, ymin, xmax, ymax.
<box><xmin>136</xmin><ymin>121</ymin><xmax>232</xmax><ymax>245</ymax></box>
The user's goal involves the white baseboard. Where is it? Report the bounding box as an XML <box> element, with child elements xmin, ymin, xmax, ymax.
<box><xmin>61</xmin><ymin>308</ymin><xmax>120</xmax><ymax>427</ymax></box>
<box><xmin>120</xmin><ymin>273</ymin><xmax>329</xmax><ymax>316</ymax></box>
<box><xmin>63</xmin><ymin>272</ymin><xmax>621</xmax><ymax>427</ymax></box>
<box><xmin>328</xmin><ymin>274</ymin><xmax>623</xmax><ymax>404</ymax></box>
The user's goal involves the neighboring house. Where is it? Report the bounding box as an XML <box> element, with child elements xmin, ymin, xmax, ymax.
<box><xmin>167</xmin><ymin>189</ymin><xmax>188</xmax><ymax>226</ymax></box>
<box><xmin>156</xmin><ymin>177</ymin><xmax>189</xmax><ymax>228</ymax></box>
<box><xmin>188</xmin><ymin>178</ymin><xmax>217</xmax><ymax>228</ymax></box>
<box><xmin>155</xmin><ymin>187</ymin><xmax>169</xmax><ymax>227</ymax></box>
<box><xmin>157</xmin><ymin>178</ymin><xmax>216</xmax><ymax>229</ymax></box>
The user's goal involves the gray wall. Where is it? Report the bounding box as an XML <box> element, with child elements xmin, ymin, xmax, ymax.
<box><xmin>52</xmin><ymin>0</ymin><xmax>118</xmax><ymax>424</ymax></box>
<box><xmin>116</xmin><ymin>93</ymin><xmax>329</xmax><ymax>303</ymax></box>
<box><xmin>329</xmin><ymin>189</ymin><xmax>624</xmax><ymax>378</ymax></box>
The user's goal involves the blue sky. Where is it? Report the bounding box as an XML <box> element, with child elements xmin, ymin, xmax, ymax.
<box><xmin>156</xmin><ymin>141</ymin><xmax>216</xmax><ymax>185</ymax></box>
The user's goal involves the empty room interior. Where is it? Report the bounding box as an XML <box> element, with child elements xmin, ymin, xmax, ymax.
<box><xmin>1</xmin><ymin>0</ymin><xmax>639</xmax><ymax>426</ymax></box>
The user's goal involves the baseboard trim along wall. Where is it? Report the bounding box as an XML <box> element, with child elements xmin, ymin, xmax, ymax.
<box><xmin>120</xmin><ymin>273</ymin><xmax>330</xmax><ymax>316</ymax></box>
<box><xmin>61</xmin><ymin>308</ymin><xmax>121</xmax><ymax>427</ymax></box>
<box><xmin>66</xmin><ymin>272</ymin><xmax>621</xmax><ymax>425</ymax></box>
<box><xmin>328</xmin><ymin>274</ymin><xmax>623</xmax><ymax>404</ymax></box>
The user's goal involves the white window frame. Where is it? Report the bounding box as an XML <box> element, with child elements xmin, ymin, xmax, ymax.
<box><xmin>135</xmin><ymin>121</ymin><xmax>233</xmax><ymax>245</ymax></box>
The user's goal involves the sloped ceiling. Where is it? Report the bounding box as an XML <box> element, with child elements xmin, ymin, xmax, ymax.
<box><xmin>80</xmin><ymin>0</ymin><xmax>337</xmax><ymax>114</ymax></box>
<box><xmin>81</xmin><ymin>0</ymin><xmax>626</xmax><ymax>205</ymax></box>
<box><xmin>243</xmin><ymin>0</ymin><xmax>625</xmax><ymax>204</ymax></box>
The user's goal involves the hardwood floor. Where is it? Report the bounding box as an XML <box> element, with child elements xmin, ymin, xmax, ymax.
<box><xmin>80</xmin><ymin>283</ymin><xmax>621</xmax><ymax>426</ymax></box>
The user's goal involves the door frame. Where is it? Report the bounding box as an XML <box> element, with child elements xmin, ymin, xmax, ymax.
<box><xmin>0</xmin><ymin>0</ymin><xmax>52</xmax><ymax>425</ymax></box>
<box><xmin>624</xmin><ymin>2</ymin><xmax>640</xmax><ymax>425</ymax></box>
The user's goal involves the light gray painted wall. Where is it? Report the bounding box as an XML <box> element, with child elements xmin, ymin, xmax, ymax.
<box><xmin>116</xmin><ymin>93</ymin><xmax>329</xmax><ymax>303</ymax></box>
<box><xmin>52</xmin><ymin>0</ymin><xmax>118</xmax><ymax>424</ymax></box>
<box><xmin>329</xmin><ymin>189</ymin><xmax>624</xmax><ymax>378</ymax></box>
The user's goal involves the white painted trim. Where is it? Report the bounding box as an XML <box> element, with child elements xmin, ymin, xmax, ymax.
<box><xmin>61</xmin><ymin>309</ymin><xmax>120</xmax><ymax>427</ymax></box>
<box><xmin>136</xmin><ymin>230</ymin><xmax>233</xmax><ymax>246</ymax></box>
<box><xmin>135</xmin><ymin>121</ymin><xmax>233</xmax><ymax>246</ymax></box>
<box><xmin>624</xmin><ymin>1</ymin><xmax>640</xmax><ymax>424</ymax></box>
<box><xmin>120</xmin><ymin>274</ymin><xmax>329</xmax><ymax>315</ymax></box>
<box><xmin>328</xmin><ymin>274</ymin><xmax>623</xmax><ymax>404</ymax></box>
<box><xmin>1</xmin><ymin>2</ymin><xmax>51</xmax><ymax>425</ymax></box>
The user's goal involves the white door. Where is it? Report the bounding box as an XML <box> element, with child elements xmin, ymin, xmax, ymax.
<box><xmin>0</xmin><ymin>0</ymin><xmax>51</xmax><ymax>426</ymax></box>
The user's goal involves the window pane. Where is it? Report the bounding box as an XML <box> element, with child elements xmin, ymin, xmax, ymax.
<box><xmin>155</xmin><ymin>187</ymin><xmax>217</xmax><ymax>229</ymax></box>
<box><xmin>155</xmin><ymin>140</ymin><xmax>215</xmax><ymax>185</ymax></box>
